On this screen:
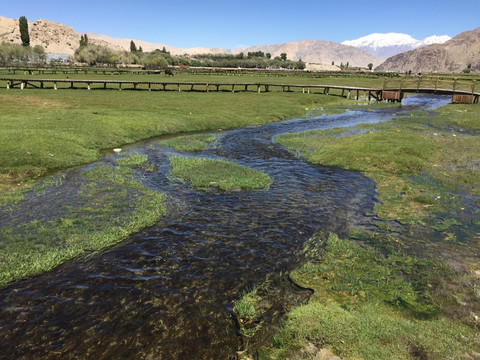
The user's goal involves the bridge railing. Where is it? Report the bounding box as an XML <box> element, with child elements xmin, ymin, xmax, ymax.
<box><xmin>384</xmin><ymin>77</ymin><xmax>477</xmax><ymax>94</ymax></box>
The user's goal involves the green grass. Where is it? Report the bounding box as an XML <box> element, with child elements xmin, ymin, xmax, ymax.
<box><xmin>258</xmin><ymin>234</ymin><xmax>480</xmax><ymax>360</ymax></box>
<box><xmin>116</xmin><ymin>152</ymin><xmax>148</xmax><ymax>167</ymax></box>
<box><xmin>159</xmin><ymin>133</ymin><xmax>216</xmax><ymax>152</ymax></box>
<box><xmin>234</xmin><ymin>288</ymin><xmax>264</xmax><ymax>339</ymax></box>
<box><xmin>275</xmin><ymin>103</ymin><xmax>480</xmax><ymax>224</ymax></box>
<box><xmin>0</xmin><ymin>82</ymin><xmax>351</xmax><ymax>192</ymax></box>
<box><xmin>169</xmin><ymin>157</ymin><xmax>273</xmax><ymax>190</ymax></box>
<box><xmin>0</xmin><ymin>161</ymin><xmax>166</xmax><ymax>286</ymax></box>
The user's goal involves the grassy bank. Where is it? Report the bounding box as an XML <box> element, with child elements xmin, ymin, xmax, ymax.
<box><xmin>240</xmin><ymin>101</ymin><xmax>480</xmax><ymax>359</ymax></box>
<box><xmin>0</xmin><ymin>83</ymin><xmax>351</xmax><ymax>193</ymax></box>
<box><xmin>257</xmin><ymin>233</ymin><xmax>480</xmax><ymax>359</ymax></box>
<box><xmin>0</xmin><ymin>159</ymin><xmax>166</xmax><ymax>286</ymax></box>
<box><xmin>276</xmin><ymin>103</ymin><xmax>480</xmax><ymax>227</ymax></box>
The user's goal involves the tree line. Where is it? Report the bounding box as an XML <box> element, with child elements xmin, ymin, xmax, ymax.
<box><xmin>0</xmin><ymin>42</ymin><xmax>46</xmax><ymax>65</ymax></box>
<box><xmin>72</xmin><ymin>39</ymin><xmax>305</xmax><ymax>69</ymax></box>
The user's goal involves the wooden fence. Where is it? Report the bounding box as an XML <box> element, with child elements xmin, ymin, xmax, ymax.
<box><xmin>1</xmin><ymin>76</ymin><xmax>478</xmax><ymax>103</ymax></box>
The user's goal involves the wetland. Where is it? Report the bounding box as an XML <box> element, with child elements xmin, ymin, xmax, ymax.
<box><xmin>0</xmin><ymin>77</ymin><xmax>479</xmax><ymax>359</ymax></box>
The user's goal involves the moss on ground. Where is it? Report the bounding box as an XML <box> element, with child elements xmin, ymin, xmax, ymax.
<box><xmin>258</xmin><ymin>234</ymin><xmax>480</xmax><ymax>360</ymax></box>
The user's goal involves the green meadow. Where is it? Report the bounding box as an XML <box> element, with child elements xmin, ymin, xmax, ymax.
<box><xmin>0</xmin><ymin>72</ymin><xmax>364</xmax><ymax>192</ymax></box>
<box><xmin>252</xmin><ymin>96</ymin><xmax>480</xmax><ymax>359</ymax></box>
<box><xmin>169</xmin><ymin>157</ymin><xmax>273</xmax><ymax>191</ymax></box>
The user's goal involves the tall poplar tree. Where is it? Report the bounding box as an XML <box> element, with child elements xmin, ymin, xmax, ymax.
<box><xmin>130</xmin><ymin>40</ymin><xmax>137</xmax><ymax>52</ymax></box>
<box><xmin>19</xmin><ymin>16</ymin><xmax>30</xmax><ymax>47</ymax></box>
<box><xmin>79</xmin><ymin>34</ymin><xmax>89</xmax><ymax>47</ymax></box>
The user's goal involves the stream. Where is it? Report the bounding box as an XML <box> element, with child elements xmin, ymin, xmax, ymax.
<box><xmin>0</xmin><ymin>95</ymin><xmax>452</xmax><ymax>359</ymax></box>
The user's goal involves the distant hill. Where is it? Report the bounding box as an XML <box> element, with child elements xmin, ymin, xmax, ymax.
<box><xmin>342</xmin><ymin>33</ymin><xmax>451</xmax><ymax>58</ymax></box>
<box><xmin>375</xmin><ymin>27</ymin><xmax>480</xmax><ymax>73</ymax></box>
<box><xmin>238</xmin><ymin>40</ymin><xmax>383</xmax><ymax>68</ymax></box>
<box><xmin>0</xmin><ymin>16</ymin><xmax>382</xmax><ymax>67</ymax></box>
<box><xmin>86</xmin><ymin>34</ymin><xmax>382</xmax><ymax>68</ymax></box>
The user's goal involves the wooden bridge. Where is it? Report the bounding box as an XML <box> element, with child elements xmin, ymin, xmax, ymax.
<box><xmin>381</xmin><ymin>77</ymin><xmax>479</xmax><ymax>104</ymax></box>
<box><xmin>0</xmin><ymin>77</ymin><xmax>381</xmax><ymax>98</ymax></box>
<box><xmin>0</xmin><ymin>77</ymin><xmax>478</xmax><ymax>103</ymax></box>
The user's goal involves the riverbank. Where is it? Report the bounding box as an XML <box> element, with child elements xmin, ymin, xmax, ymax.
<box><xmin>0</xmin><ymin>85</ymin><xmax>352</xmax><ymax>194</ymax></box>
<box><xmin>249</xmin><ymin>101</ymin><xmax>480</xmax><ymax>359</ymax></box>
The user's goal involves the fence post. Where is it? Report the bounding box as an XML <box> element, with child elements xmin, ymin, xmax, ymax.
<box><xmin>472</xmin><ymin>80</ymin><xmax>476</xmax><ymax>95</ymax></box>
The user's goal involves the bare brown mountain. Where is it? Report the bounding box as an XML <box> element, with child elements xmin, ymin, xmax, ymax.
<box><xmin>87</xmin><ymin>33</ymin><xmax>383</xmax><ymax>68</ymax></box>
<box><xmin>240</xmin><ymin>40</ymin><xmax>383</xmax><ymax>68</ymax></box>
<box><xmin>1</xmin><ymin>15</ymin><xmax>382</xmax><ymax>67</ymax></box>
<box><xmin>376</xmin><ymin>27</ymin><xmax>480</xmax><ymax>73</ymax></box>
<box><xmin>0</xmin><ymin>16</ymin><xmax>122</xmax><ymax>55</ymax></box>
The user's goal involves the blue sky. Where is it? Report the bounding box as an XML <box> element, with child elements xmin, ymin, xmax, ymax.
<box><xmin>2</xmin><ymin>0</ymin><xmax>479</xmax><ymax>49</ymax></box>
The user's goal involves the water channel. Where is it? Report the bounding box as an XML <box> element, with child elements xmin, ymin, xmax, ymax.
<box><xmin>0</xmin><ymin>95</ymin><xmax>452</xmax><ymax>359</ymax></box>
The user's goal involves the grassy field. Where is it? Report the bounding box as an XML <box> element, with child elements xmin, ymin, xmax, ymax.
<box><xmin>0</xmin><ymin>72</ymin><xmax>364</xmax><ymax>193</ymax></box>
<box><xmin>246</xmin><ymin>99</ymin><xmax>480</xmax><ymax>359</ymax></box>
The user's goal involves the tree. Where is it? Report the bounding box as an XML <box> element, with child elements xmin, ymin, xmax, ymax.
<box><xmin>73</xmin><ymin>44</ymin><xmax>116</xmax><ymax>66</ymax></box>
<box><xmin>463</xmin><ymin>64</ymin><xmax>472</xmax><ymax>73</ymax></box>
<box><xmin>79</xmin><ymin>34</ymin><xmax>89</xmax><ymax>47</ymax></box>
<box><xmin>266</xmin><ymin>53</ymin><xmax>271</xmax><ymax>59</ymax></box>
<box><xmin>130</xmin><ymin>40</ymin><xmax>137</xmax><ymax>52</ymax></box>
<box><xmin>297</xmin><ymin>58</ymin><xmax>306</xmax><ymax>70</ymax></box>
<box><xmin>141</xmin><ymin>53</ymin><xmax>168</xmax><ymax>69</ymax></box>
<box><xmin>32</xmin><ymin>45</ymin><xmax>46</xmax><ymax>62</ymax></box>
<box><xmin>368</xmin><ymin>63</ymin><xmax>373</xmax><ymax>70</ymax></box>
<box><xmin>19</xmin><ymin>16</ymin><xmax>30</xmax><ymax>47</ymax></box>
<box><xmin>280</xmin><ymin>53</ymin><xmax>287</xmax><ymax>61</ymax></box>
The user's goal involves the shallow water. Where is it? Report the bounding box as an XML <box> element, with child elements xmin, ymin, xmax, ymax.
<box><xmin>0</xmin><ymin>95</ymin><xmax>453</xmax><ymax>359</ymax></box>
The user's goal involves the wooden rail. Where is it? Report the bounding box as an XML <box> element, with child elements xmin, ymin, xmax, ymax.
<box><xmin>0</xmin><ymin>78</ymin><xmax>381</xmax><ymax>99</ymax></box>
<box><xmin>0</xmin><ymin>67</ymin><xmax>392</xmax><ymax>78</ymax></box>
<box><xmin>0</xmin><ymin>67</ymin><xmax>163</xmax><ymax>76</ymax></box>
<box><xmin>1</xmin><ymin>77</ymin><xmax>478</xmax><ymax>103</ymax></box>
<box><xmin>382</xmin><ymin>77</ymin><xmax>479</xmax><ymax>103</ymax></box>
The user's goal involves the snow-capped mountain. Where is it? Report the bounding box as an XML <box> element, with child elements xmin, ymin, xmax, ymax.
<box><xmin>342</xmin><ymin>33</ymin><xmax>451</xmax><ymax>58</ymax></box>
